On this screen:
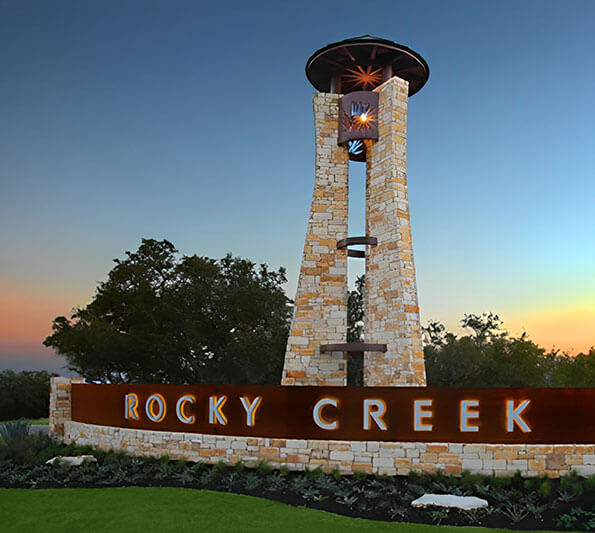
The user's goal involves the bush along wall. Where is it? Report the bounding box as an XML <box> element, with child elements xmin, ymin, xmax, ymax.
<box><xmin>1</xmin><ymin>433</ymin><xmax>594</xmax><ymax>531</ymax></box>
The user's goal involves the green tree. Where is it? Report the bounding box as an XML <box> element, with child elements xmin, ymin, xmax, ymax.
<box><xmin>460</xmin><ymin>312</ymin><xmax>507</xmax><ymax>342</ymax></box>
<box><xmin>548</xmin><ymin>349</ymin><xmax>595</xmax><ymax>386</ymax></box>
<box><xmin>423</xmin><ymin>314</ymin><xmax>549</xmax><ymax>387</ymax></box>
<box><xmin>44</xmin><ymin>239</ymin><xmax>291</xmax><ymax>384</ymax></box>
<box><xmin>346</xmin><ymin>275</ymin><xmax>365</xmax><ymax>386</ymax></box>
<box><xmin>347</xmin><ymin>275</ymin><xmax>365</xmax><ymax>343</ymax></box>
<box><xmin>423</xmin><ymin>314</ymin><xmax>594</xmax><ymax>387</ymax></box>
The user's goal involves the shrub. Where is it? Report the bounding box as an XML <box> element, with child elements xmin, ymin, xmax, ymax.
<box><xmin>538</xmin><ymin>479</ymin><xmax>551</xmax><ymax>499</ymax></box>
<box><xmin>256</xmin><ymin>461</ymin><xmax>272</xmax><ymax>476</ymax></box>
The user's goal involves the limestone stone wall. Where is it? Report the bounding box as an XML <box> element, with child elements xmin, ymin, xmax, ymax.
<box><xmin>51</xmin><ymin>379</ymin><xmax>595</xmax><ymax>478</ymax></box>
<box><xmin>281</xmin><ymin>93</ymin><xmax>350</xmax><ymax>386</ymax></box>
<box><xmin>64</xmin><ymin>421</ymin><xmax>595</xmax><ymax>478</ymax></box>
<box><xmin>49</xmin><ymin>376</ymin><xmax>84</xmax><ymax>442</ymax></box>
<box><xmin>364</xmin><ymin>77</ymin><xmax>426</xmax><ymax>386</ymax></box>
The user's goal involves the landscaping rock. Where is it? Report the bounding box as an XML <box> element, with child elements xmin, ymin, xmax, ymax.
<box><xmin>411</xmin><ymin>494</ymin><xmax>489</xmax><ymax>510</ymax></box>
<box><xmin>46</xmin><ymin>455</ymin><xmax>97</xmax><ymax>467</ymax></box>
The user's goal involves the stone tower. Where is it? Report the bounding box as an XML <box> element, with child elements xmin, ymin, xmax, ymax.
<box><xmin>281</xmin><ymin>36</ymin><xmax>428</xmax><ymax>387</ymax></box>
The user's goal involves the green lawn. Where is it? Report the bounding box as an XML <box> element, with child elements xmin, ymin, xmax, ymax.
<box><xmin>0</xmin><ymin>487</ymin><xmax>567</xmax><ymax>532</ymax></box>
<box><xmin>0</xmin><ymin>418</ymin><xmax>49</xmax><ymax>425</ymax></box>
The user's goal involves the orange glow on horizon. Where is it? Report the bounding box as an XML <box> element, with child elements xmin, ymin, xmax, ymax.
<box><xmin>504</xmin><ymin>307</ymin><xmax>595</xmax><ymax>355</ymax></box>
<box><xmin>0</xmin><ymin>279</ymin><xmax>592</xmax><ymax>367</ymax></box>
<box><xmin>434</xmin><ymin>306</ymin><xmax>594</xmax><ymax>355</ymax></box>
<box><xmin>0</xmin><ymin>280</ymin><xmax>91</xmax><ymax>348</ymax></box>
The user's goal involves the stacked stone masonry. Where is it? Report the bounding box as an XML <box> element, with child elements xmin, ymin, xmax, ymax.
<box><xmin>49</xmin><ymin>376</ymin><xmax>84</xmax><ymax>439</ymax></box>
<box><xmin>281</xmin><ymin>92</ymin><xmax>350</xmax><ymax>386</ymax></box>
<box><xmin>63</xmin><ymin>421</ymin><xmax>595</xmax><ymax>478</ymax></box>
<box><xmin>365</xmin><ymin>77</ymin><xmax>425</xmax><ymax>386</ymax></box>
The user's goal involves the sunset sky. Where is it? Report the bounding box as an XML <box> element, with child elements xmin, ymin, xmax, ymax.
<box><xmin>1</xmin><ymin>1</ymin><xmax>594</xmax><ymax>374</ymax></box>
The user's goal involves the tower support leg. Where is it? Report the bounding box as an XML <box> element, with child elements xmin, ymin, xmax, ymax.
<box><xmin>364</xmin><ymin>77</ymin><xmax>426</xmax><ymax>386</ymax></box>
<box><xmin>281</xmin><ymin>93</ymin><xmax>349</xmax><ymax>386</ymax></box>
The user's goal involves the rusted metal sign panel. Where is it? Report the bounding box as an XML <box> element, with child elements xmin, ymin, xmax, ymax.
<box><xmin>71</xmin><ymin>385</ymin><xmax>595</xmax><ymax>444</ymax></box>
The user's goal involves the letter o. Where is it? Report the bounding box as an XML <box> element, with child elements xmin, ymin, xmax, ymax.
<box><xmin>146</xmin><ymin>393</ymin><xmax>166</xmax><ymax>423</ymax></box>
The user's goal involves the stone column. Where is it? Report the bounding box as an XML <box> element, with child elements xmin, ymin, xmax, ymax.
<box><xmin>49</xmin><ymin>376</ymin><xmax>84</xmax><ymax>442</ymax></box>
<box><xmin>364</xmin><ymin>77</ymin><xmax>426</xmax><ymax>386</ymax></box>
<box><xmin>281</xmin><ymin>93</ymin><xmax>349</xmax><ymax>386</ymax></box>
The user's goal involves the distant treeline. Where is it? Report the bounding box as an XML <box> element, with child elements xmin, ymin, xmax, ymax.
<box><xmin>0</xmin><ymin>370</ymin><xmax>54</xmax><ymax>421</ymax></box>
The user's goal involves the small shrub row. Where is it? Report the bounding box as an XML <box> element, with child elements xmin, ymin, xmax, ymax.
<box><xmin>0</xmin><ymin>435</ymin><xmax>594</xmax><ymax>531</ymax></box>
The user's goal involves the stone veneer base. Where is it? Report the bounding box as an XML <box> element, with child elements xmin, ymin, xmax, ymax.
<box><xmin>64</xmin><ymin>421</ymin><xmax>595</xmax><ymax>478</ymax></box>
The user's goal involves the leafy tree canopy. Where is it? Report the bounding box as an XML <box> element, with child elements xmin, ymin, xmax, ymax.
<box><xmin>44</xmin><ymin>239</ymin><xmax>291</xmax><ymax>384</ymax></box>
<box><xmin>423</xmin><ymin>312</ymin><xmax>595</xmax><ymax>387</ymax></box>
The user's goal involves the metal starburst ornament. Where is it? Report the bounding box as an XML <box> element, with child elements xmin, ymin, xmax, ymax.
<box><xmin>344</xmin><ymin>65</ymin><xmax>383</xmax><ymax>90</ymax></box>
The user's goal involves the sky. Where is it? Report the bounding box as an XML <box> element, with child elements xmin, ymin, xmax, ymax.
<box><xmin>1</xmin><ymin>0</ymin><xmax>594</xmax><ymax>374</ymax></box>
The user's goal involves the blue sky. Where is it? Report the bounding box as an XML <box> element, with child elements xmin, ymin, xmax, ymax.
<box><xmin>1</xmin><ymin>0</ymin><xmax>594</xmax><ymax>372</ymax></box>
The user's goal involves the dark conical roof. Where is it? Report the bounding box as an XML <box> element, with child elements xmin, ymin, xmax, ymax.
<box><xmin>305</xmin><ymin>35</ymin><xmax>429</xmax><ymax>96</ymax></box>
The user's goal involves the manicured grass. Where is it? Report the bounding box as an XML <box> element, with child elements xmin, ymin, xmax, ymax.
<box><xmin>0</xmin><ymin>487</ymin><xmax>567</xmax><ymax>532</ymax></box>
<box><xmin>0</xmin><ymin>418</ymin><xmax>49</xmax><ymax>425</ymax></box>
<box><xmin>29</xmin><ymin>418</ymin><xmax>49</xmax><ymax>426</ymax></box>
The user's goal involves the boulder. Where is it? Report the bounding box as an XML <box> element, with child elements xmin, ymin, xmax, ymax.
<box><xmin>46</xmin><ymin>455</ymin><xmax>97</xmax><ymax>467</ymax></box>
<box><xmin>411</xmin><ymin>494</ymin><xmax>488</xmax><ymax>510</ymax></box>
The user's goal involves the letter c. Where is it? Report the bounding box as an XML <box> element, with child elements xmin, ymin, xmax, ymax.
<box><xmin>313</xmin><ymin>397</ymin><xmax>339</xmax><ymax>430</ymax></box>
<box><xmin>176</xmin><ymin>395</ymin><xmax>196</xmax><ymax>424</ymax></box>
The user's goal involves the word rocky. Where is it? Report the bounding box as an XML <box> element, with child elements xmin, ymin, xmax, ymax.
<box><xmin>125</xmin><ymin>393</ymin><xmax>262</xmax><ymax>427</ymax></box>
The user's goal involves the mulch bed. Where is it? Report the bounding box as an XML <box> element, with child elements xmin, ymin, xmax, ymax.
<box><xmin>2</xmin><ymin>462</ymin><xmax>593</xmax><ymax>531</ymax></box>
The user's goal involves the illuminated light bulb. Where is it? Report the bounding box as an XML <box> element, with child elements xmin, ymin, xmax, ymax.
<box><xmin>358</xmin><ymin>112</ymin><xmax>370</xmax><ymax>123</ymax></box>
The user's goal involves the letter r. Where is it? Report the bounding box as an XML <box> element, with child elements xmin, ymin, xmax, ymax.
<box><xmin>124</xmin><ymin>393</ymin><xmax>139</xmax><ymax>421</ymax></box>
